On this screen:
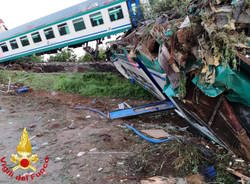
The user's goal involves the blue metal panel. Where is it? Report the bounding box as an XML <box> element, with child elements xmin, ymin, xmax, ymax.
<box><xmin>135</xmin><ymin>0</ymin><xmax>142</xmax><ymax>20</ymax></box>
<box><xmin>109</xmin><ymin>101</ymin><xmax>175</xmax><ymax>120</ymax></box>
<box><xmin>127</xmin><ymin>0</ymin><xmax>142</xmax><ymax>27</ymax></box>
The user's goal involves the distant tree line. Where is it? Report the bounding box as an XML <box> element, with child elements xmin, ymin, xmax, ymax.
<box><xmin>14</xmin><ymin>48</ymin><xmax>107</xmax><ymax>63</ymax></box>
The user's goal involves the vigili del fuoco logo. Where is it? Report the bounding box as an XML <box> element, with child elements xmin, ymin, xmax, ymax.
<box><xmin>1</xmin><ymin>128</ymin><xmax>49</xmax><ymax>181</ymax></box>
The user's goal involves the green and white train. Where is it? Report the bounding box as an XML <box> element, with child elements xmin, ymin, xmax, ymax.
<box><xmin>0</xmin><ymin>0</ymin><xmax>142</xmax><ymax>63</ymax></box>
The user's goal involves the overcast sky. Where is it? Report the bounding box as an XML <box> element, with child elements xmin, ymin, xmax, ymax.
<box><xmin>0</xmin><ymin>0</ymin><xmax>86</xmax><ymax>29</ymax></box>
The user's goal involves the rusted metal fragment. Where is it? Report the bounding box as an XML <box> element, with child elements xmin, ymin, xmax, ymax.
<box><xmin>220</xmin><ymin>99</ymin><xmax>250</xmax><ymax>160</ymax></box>
<box><xmin>137</xmin><ymin>35</ymin><xmax>159</xmax><ymax>61</ymax></box>
<box><xmin>208</xmin><ymin>96</ymin><xmax>223</xmax><ymax>127</ymax></box>
<box><xmin>158</xmin><ymin>45</ymin><xmax>180</xmax><ymax>89</ymax></box>
<box><xmin>178</xmin><ymin>84</ymin><xmax>250</xmax><ymax>160</ymax></box>
<box><xmin>177</xmin><ymin>27</ymin><xmax>197</xmax><ymax>49</ymax></box>
<box><xmin>221</xmin><ymin>98</ymin><xmax>244</xmax><ymax>133</ymax></box>
<box><xmin>233</xmin><ymin>104</ymin><xmax>250</xmax><ymax>137</ymax></box>
<box><xmin>237</xmin><ymin>12</ymin><xmax>250</xmax><ymax>24</ymax></box>
<box><xmin>237</xmin><ymin>131</ymin><xmax>250</xmax><ymax>161</ymax></box>
<box><xmin>158</xmin><ymin>44</ymin><xmax>171</xmax><ymax>72</ymax></box>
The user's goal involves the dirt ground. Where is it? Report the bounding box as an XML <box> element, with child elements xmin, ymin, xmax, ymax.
<box><xmin>0</xmin><ymin>89</ymin><xmax>189</xmax><ymax>184</ymax></box>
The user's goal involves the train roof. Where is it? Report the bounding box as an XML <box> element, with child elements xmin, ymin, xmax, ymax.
<box><xmin>0</xmin><ymin>0</ymin><xmax>123</xmax><ymax>42</ymax></box>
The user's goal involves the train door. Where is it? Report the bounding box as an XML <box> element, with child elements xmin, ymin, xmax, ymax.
<box><xmin>127</xmin><ymin>0</ymin><xmax>142</xmax><ymax>27</ymax></box>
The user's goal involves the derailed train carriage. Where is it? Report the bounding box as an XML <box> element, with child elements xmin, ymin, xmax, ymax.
<box><xmin>0</xmin><ymin>0</ymin><xmax>142</xmax><ymax>63</ymax></box>
<box><xmin>109</xmin><ymin>2</ymin><xmax>250</xmax><ymax>160</ymax></box>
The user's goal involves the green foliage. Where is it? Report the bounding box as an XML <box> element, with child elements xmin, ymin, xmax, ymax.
<box><xmin>12</xmin><ymin>47</ymin><xmax>107</xmax><ymax>63</ymax></box>
<box><xmin>0</xmin><ymin>70</ymin><xmax>153</xmax><ymax>99</ymax></box>
<box><xmin>0</xmin><ymin>71</ymin><xmax>59</xmax><ymax>90</ymax></box>
<box><xmin>78</xmin><ymin>53</ymin><xmax>94</xmax><ymax>62</ymax></box>
<box><xmin>246</xmin><ymin>0</ymin><xmax>250</xmax><ymax>6</ymax></box>
<box><xmin>149</xmin><ymin>0</ymin><xmax>191</xmax><ymax>17</ymax></box>
<box><xmin>48</xmin><ymin>48</ymin><xmax>77</xmax><ymax>62</ymax></box>
<box><xmin>212</xmin><ymin>32</ymin><xmax>239</xmax><ymax>70</ymax></box>
<box><xmin>97</xmin><ymin>48</ymin><xmax>106</xmax><ymax>61</ymax></box>
<box><xmin>126</xmin><ymin>141</ymin><xmax>206</xmax><ymax>177</ymax></box>
<box><xmin>126</xmin><ymin>140</ymin><xmax>238</xmax><ymax>181</ymax></box>
<box><xmin>78</xmin><ymin>48</ymin><xmax>107</xmax><ymax>62</ymax></box>
<box><xmin>178</xmin><ymin>73</ymin><xmax>187</xmax><ymax>98</ymax></box>
<box><xmin>55</xmin><ymin>72</ymin><xmax>153</xmax><ymax>99</ymax></box>
<box><xmin>216</xmin><ymin>168</ymin><xmax>237</xmax><ymax>184</ymax></box>
<box><xmin>170</xmin><ymin>142</ymin><xmax>203</xmax><ymax>175</ymax></box>
<box><xmin>214</xmin><ymin>153</ymin><xmax>238</xmax><ymax>183</ymax></box>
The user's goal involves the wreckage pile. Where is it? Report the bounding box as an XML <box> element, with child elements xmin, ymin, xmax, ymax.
<box><xmin>110</xmin><ymin>0</ymin><xmax>250</xmax><ymax>160</ymax></box>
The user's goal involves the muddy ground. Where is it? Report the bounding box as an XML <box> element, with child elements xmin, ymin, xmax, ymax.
<box><xmin>0</xmin><ymin>89</ymin><xmax>193</xmax><ymax>184</ymax></box>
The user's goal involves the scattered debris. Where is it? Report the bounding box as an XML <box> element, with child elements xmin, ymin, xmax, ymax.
<box><xmin>86</xmin><ymin>115</ymin><xmax>91</xmax><ymax>119</ymax></box>
<box><xmin>141</xmin><ymin>129</ymin><xmax>170</xmax><ymax>139</ymax></box>
<box><xmin>109</xmin><ymin>101</ymin><xmax>174</xmax><ymax>120</ymax></box>
<box><xmin>51</xmin><ymin>91</ymin><xmax>57</xmax><ymax>96</ymax></box>
<box><xmin>77</xmin><ymin>152</ymin><xmax>86</xmax><ymax>157</ymax></box>
<box><xmin>116</xmin><ymin>161</ymin><xmax>124</xmax><ymax>166</ymax></box>
<box><xmin>29</xmin><ymin>135</ymin><xmax>36</xmax><ymax>141</ymax></box>
<box><xmin>75</xmin><ymin>105</ymin><xmax>108</xmax><ymax>119</ymax></box>
<box><xmin>16</xmin><ymin>86</ymin><xmax>29</xmax><ymax>94</ymax></box>
<box><xmin>0</xmin><ymin>1</ymin><xmax>249</xmax><ymax>182</ymax></box>
<box><xmin>41</xmin><ymin>142</ymin><xmax>48</xmax><ymax>147</ymax></box>
<box><xmin>68</xmin><ymin>122</ymin><xmax>76</xmax><ymax>129</ymax></box>
<box><xmin>0</xmin><ymin>78</ymin><xmax>245</xmax><ymax>182</ymax></box>
<box><xmin>226</xmin><ymin>167</ymin><xmax>250</xmax><ymax>183</ymax></box>
<box><xmin>118</xmin><ymin>102</ymin><xmax>132</xmax><ymax>110</ymax></box>
<box><xmin>98</xmin><ymin>168</ymin><xmax>103</xmax><ymax>172</ymax></box>
<box><xmin>186</xmin><ymin>174</ymin><xmax>205</xmax><ymax>184</ymax></box>
<box><xmin>55</xmin><ymin>157</ymin><xmax>64</xmax><ymax>162</ymax></box>
<box><xmin>89</xmin><ymin>148</ymin><xmax>97</xmax><ymax>152</ymax></box>
<box><xmin>200</xmin><ymin>166</ymin><xmax>216</xmax><ymax>181</ymax></box>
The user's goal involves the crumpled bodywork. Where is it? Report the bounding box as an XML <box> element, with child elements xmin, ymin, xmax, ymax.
<box><xmin>110</xmin><ymin>0</ymin><xmax>250</xmax><ymax>160</ymax></box>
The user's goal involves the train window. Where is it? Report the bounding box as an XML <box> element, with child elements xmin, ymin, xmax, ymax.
<box><xmin>89</xmin><ymin>12</ymin><xmax>104</xmax><ymax>27</ymax></box>
<box><xmin>44</xmin><ymin>28</ymin><xmax>55</xmax><ymax>40</ymax></box>
<box><xmin>31</xmin><ymin>32</ymin><xmax>42</xmax><ymax>43</ymax></box>
<box><xmin>73</xmin><ymin>18</ymin><xmax>86</xmax><ymax>32</ymax></box>
<box><xmin>58</xmin><ymin>23</ymin><xmax>70</xmax><ymax>36</ymax></box>
<box><xmin>20</xmin><ymin>36</ymin><xmax>30</xmax><ymax>47</ymax></box>
<box><xmin>0</xmin><ymin>43</ymin><xmax>9</xmax><ymax>53</ymax></box>
<box><xmin>10</xmin><ymin>39</ymin><xmax>19</xmax><ymax>50</ymax></box>
<box><xmin>108</xmin><ymin>6</ymin><xmax>124</xmax><ymax>21</ymax></box>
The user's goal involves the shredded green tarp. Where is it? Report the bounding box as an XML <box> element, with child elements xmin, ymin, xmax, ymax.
<box><xmin>115</xmin><ymin>48</ymin><xmax>250</xmax><ymax>107</ymax></box>
<box><xmin>192</xmin><ymin>65</ymin><xmax>250</xmax><ymax>106</ymax></box>
<box><xmin>163</xmin><ymin>81</ymin><xmax>176</xmax><ymax>97</ymax></box>
<box><xmin>137</xmin><ymin>52</ymin><xmax>165</xmax><ymax>74</ymax></box>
